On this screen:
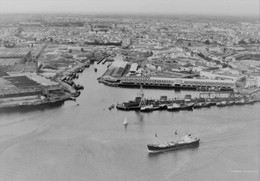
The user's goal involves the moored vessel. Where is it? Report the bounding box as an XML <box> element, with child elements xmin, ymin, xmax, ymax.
<box><xmin>116</xmin><ymin>96</ymin><xmax>142</xmax><ymax>110</ymax></box>
<box><xmin>167</xmin><ymin>103</ymin><xmax>180</xmax><ymax>111</ymax></box>
<box><xmin>140</xmin><ymin>104</ymin><xmax>159</xmax><ymax>112</ymax></box>
<box><xmin>245</xmin><ymin>98</ymin><xmax>255</xmax><ymax>105</ymax></box>
<box><xmin>226</xmin><ymin>100</ymin><xmax>234</xmax><ymax>106</ymax></box>
<box><xmin>167</xmin><ymin>102</ymin><xmax>194</xmax><ymax>111</ymax></box>
<box><xmin>179</xmin><ymin>102</ymin><xmax>194</xmax><ymax>110</ymax></box>
<box><xmin>234</xmin><ymin>98</ymin><xmax>246</xmax><ymax>105</ymax></box>
<box><xmin>216</xmin><ymin>101</ymin><xmax>227</xmax><ymax>107</ymax></box>
<box><xmin>193</xmin><ymin>101</ymin><xmax>211</xmax><ymax>109</ymax></box>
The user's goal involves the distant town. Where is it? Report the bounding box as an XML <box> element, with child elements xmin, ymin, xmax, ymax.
<box><xmin>0</xmin><ymin>14</ymin><xmax>260</xmax><ymax>109</ymax></box>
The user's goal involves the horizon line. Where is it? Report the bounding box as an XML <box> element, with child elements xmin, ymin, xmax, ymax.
<box><xmin>0</xmin><ymin>12</ymin><xmax>259</xmax><ymax>18</ymax></box>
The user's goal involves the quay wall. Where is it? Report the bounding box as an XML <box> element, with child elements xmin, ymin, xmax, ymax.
<box><xmin>118</xmin><ymin>76</ymin><xmax>235</xmax><ymax>91</ymax></box>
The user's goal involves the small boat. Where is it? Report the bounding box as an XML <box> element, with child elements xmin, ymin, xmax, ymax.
<box><xmin>123</xmin><ymin>118</ymin><xmax>128</xmax><ymax>126</ymax></box>
<box><xmin>216</xmin><ymin>101</ymin><xmax>227</xmax><ymax>107</ymax></box>
<box><xmin>245</xmin><ymin>98</ymin><xmax>255</xmax><ymax>105</ymax></box>
<box><xmin>108</xmin><ymin>104</ymin><xmax>115</xmax><ymax>110</ymax></box>
<box><xmin>193</xmin><ymin>102</ymin><xmax>204</xmax><ymax>109</ymax></box>
<box><xmin>234</xmin><ymin>98</ymin><xmax>245</xmax><ymax>105</ymax></box>
<box><xmin>167</xmin><ymin>103</ymin><xmax>180</xmax><ymax>111</ymax></box>
<box><xmin>202</xmin><ymin>102</ymin><xmax>212</xmax><ymax>108</ymax></box>
<box><xmin>207</xmin><ymin>101</ymin><xmax>216</xmax><ymax>106</ymax></box>
<box><xmin>179</xmin><ymin>102</ymin><xmax>194</xmax><ymax>111</ymax></box>
<box><xmin>147</xmin><ymin>134</ymin><xmax>200</xmax><ymax>153</ymax></box>
<box><xmin>226</xmin><ymin>100</ymin><xmax>234</xmax><ymax>106</ymax></box>
<box><xmin>194</xmin><ymin>101</ymin><xmax>212</xmax><ymax>109</ymax></box>
<box><xmin>158</xmin><ymin>103</ymin><xmax>167</xmax><ymax>110</ymax></box>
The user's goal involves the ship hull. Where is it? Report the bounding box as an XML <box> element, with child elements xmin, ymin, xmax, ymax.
<box><xmin>167</xmin><ymin>107</ymin><xmax>180</xmax><ymax>111</ymax></box>
<box><xmin>140</xmin><ymin>106</ymin><xmax>160</xmax><ymax>112</ymax></box>
<box><xmin>216</xmin><ymin>104</ymin><xmax>226</xmax><ymax>107</ymax></box>
<box><xmin>116</xmin><ymin>105</ymin><xmax>140</xmax><ymax>111</ymax></box>
<box><xmin>193</xmin><ymin>102</ymin><xmax>212</xmax><ymax>109</ymax></box>
<box><xmin>168</xmin><ymin>103</ymin><xmax>194</xmax><ymax>111</ymax></box>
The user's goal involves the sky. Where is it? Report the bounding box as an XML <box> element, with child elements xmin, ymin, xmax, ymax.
<box><xmin>0</xmin><ymin>0</ymin><xmax>259</xmax><ymax>17</ymax></box>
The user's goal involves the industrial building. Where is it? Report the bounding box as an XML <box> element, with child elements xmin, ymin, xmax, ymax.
<box><xmin>0</xmin><ymin>48</ymin><xmax>32</xmax><ymax>63</ymax></box>
<box><xmin>0</xmin><ymin>48</ymin><xmax>35</xmax><ymax>72</ymax></box>
<box><xmin>0</xmin><ymin>73</ymin><xmax>64</xmax><ymax>107</ymax></box>
<box><xmin>102</xmin><ymin>61</ymin><xmax>128</xmax><ymax>78</ymax></box>
<box><xmin>129</xmin><ymin>63</ymin><xmax>138</xmax><ymax>73</ymax></box>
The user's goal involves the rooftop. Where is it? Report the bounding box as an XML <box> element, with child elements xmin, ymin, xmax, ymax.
<box><xmin>0</xmin><ymin>48</ymin><xmax>31</xmax><ymax>58</ymax></box>
<box><xmin>6</xmin><ymin>72</ymin><xmax>59</xmax><ymax>87</ymax></box>
<box><xmin>0</xmin><ymin>58</ymin><xmax>21</xmax><ymax>66</ymax></box>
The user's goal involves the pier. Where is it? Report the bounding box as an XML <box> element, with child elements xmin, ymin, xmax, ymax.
<box><xmin>99</xmin><ymin>76</ymin><xmax>235</xmax><ymax>92</ymax></box>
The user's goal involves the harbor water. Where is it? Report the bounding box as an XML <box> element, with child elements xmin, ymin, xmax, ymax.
<box><xmin>0</xmin><ymin>63</ymin><xmax>259</xmax><ymax>181</ymax></box>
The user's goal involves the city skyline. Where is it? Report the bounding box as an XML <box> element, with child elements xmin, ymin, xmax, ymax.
<box><xmin>0</xmin><ymin>0</ymin><xmax>259</xmax><ymax>17</ymax></box>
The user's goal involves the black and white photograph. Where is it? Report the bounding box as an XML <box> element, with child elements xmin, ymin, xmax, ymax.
<box><xmin>0</xmin><ymin>0</ymin><xmax>259</xmax><ymax>180</ymax></box>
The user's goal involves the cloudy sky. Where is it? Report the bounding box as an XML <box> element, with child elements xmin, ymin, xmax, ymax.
<box><xmin>0</xmin><ymin>0</ymin><xmax>259</xmax><ymax>16</ymax></box>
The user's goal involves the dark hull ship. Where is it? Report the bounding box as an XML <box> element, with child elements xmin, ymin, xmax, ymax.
<box><xmin>116</xmin><ymin>96</ymin><xmax>142</xmax><ymax>110</ymax></box>
<box><xmin>147</xmin><ymin>135</ymin><xmax>200</xmax><ymax>153</ymax></box>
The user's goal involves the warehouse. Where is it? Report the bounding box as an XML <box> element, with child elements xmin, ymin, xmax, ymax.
<box><xmin>129</xmin><ymin>63</ymin><xmax>138</xmax><ymax>73</ymax></box>
<box><xmin>0</xmin><ymin>48</ymin><xmax>32</xmax><ymax>63</ymax></box>
<box><xmin>0</xmin><ymin>73</ymin><xmax>63</xmax><ymax>99</ymax></box>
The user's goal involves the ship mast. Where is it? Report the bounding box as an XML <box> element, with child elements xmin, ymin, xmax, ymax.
<box><xmin>138</xmin><ymin>85</ymin><xmax>146</xmax><ymax>107</ymax></box>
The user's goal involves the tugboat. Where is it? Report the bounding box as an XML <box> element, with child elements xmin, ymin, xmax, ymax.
<box><xmin>147</xmin><ymin>134</ymin><xmax>200</xmax><ymax>153</ymax></box>
<box><xmin>167</xmin><ymin>103</ymin><xmax>180</xmax><ymax>111</ymax></box>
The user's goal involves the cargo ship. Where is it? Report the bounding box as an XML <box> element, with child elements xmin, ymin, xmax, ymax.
<box><xmin>116</xmin><ymin>96</ymin><xmax>142</xmax><ymax>110</ymax></box>
<box><xmin>117</xmin><ymin>86</ymin><xmax>145</xmax><ymax>111</ymax></box>
<box><xmin>147</xmin><ymin>134</ymin><xmax>200</xmax><ymax>153</ymax></box>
